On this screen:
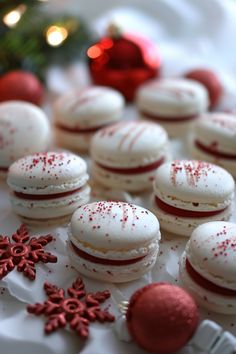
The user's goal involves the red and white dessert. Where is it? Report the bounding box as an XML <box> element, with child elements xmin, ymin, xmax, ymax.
<box><xmin>191</xmin><ymin>113</ymin><xmax>236</xmax><ymax>178</ymax></box>
<box><xmin>180</xmin><ymin>221</ymin><xmax>236</xmax><ymax>314</ymax></box>
<box><xmin>153</xmin><ymin>160</ymin><xmax>235</xmax><ymax>237</ymax></box>
<box><xmin>68</xmin><ymin>201</ymin><xmax>161</xmax><ymax>282</ymax></box>
<box><xmin>7</xmin><ymin>151</ymin><xmax>90</xmax><ymax>225</ymax></box>
<box><xmin>0</xmin><ymin>101</ymin><xmax>50</xmax><ymax>178</ymax></box>
<box><xmin>136</xmin><ymin>78</ymin><xmax>209</xmax><ymax>138</ymax></box>
<box><xmin>54</xmin><ymin>86</ymin><xmax>124</xmax><ymax>152</ymax></box>
<box><xmin>91</xmin><ymin>121</ymin><xmax>170</xmax><ymax>192</ymax></box>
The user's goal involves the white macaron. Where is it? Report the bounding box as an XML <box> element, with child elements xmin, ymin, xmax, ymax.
<box><xmin>54</xmin><ymin>86</ymin><xmax>124</xmax><ymax>152</ymax></box>
<box><xmin>0</xmin><ymin>101</ymin><xmax>50</xmax><ymax>178</ymax></box>
<box><xmin>191</xmin><ymin>113</ymin><xmax>236</xmax><ymax>178</ymax></box>
<box><xmin>7</xmin><ymin>151</ymin><xmax>90</xmax><ymax>225</ymax></box>
<box><xmin>179</xmin><ymin>221</ymin><xmax>236</xmax><ymax>314</ymax></box>
<box><xmin>153</xmin><ymin>160</ymin><xmax>235</xmax><ymax>237</ymax></box>
<box><xmin>68</xmin><ymin>201</ymin><xmax>161</xmax><ymax>283</ymax></box>
<box><xmin>136</xmin><ymin>78</ymin><xmax>209</xmax><ymax>138</ymax></box>
<box><xmin>91</xmin><ymin>121</ymin><xmax>170</xmax><ymax>192</ymax></box>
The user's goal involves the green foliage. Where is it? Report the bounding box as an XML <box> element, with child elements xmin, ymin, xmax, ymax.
<box><xmin>0</xmin><ymin>1</ymin><xmax>93</xmax><ymax>79</ymax></box>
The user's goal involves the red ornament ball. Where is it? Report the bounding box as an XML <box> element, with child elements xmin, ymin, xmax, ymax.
<box><xmin>87</xmin><ymin>28</ymin><xmax>161</xmax><ymax>101</ymax></box>
<box><xmin>184</xmin><ymin>69</ymin><xmax>222</xmax><ymax>109</ymax></box>
<box><xmin>0</xmin><ymin>70</ymin><xmax>44</xmax><ymax>106</ymax></box>
<box><xmin>126</xmin><ymin>282</ymin><xmax>199</xmax><ymax>354</ymax></box>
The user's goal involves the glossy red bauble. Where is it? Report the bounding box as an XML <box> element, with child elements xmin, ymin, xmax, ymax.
<box><xmin>0</xmin><ymin>70</ymin><xmax>44</xmax><ymax>105</ymax></box>
<box><xmin>184</xmin><ymin>69</ymin><xmax>222</xmax><ymax>109</ymax></box>
<box><xmin>87</xmin><ymin>32</ymin><xmax>161</xmax><ymax>101</ymax></box>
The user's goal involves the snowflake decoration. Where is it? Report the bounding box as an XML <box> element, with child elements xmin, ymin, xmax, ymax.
<box><xmin>0</xmin><ymin>224</ymin><xmax>57</xmax><ymax>280</ymax></box>
<box><xmin>27</xmin><ymin>278</ymin><xmax>115</xmax><ymax>339</ymax></box>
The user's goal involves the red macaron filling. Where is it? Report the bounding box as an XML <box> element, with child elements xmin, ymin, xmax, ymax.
<box><xmin>96</xmin><ymin>157</ymin><xmax>165</xmax><ymax>175</ymax></box>
<box><xmin>13</xmin><ymin>186</ymin><xmax>82</xmax><ymax>200</ymax></box>
<box><xmin>0</xmin><ymin>166</ymin><xmax>8</xmax><ymax>172</ymax></box>
<box><xmin>56</xmin><ymin>122</ymin><xmax>109</xmax><ymax>134</ymax></box>
<box><xmin>195</xmin><ymin>140</ymin><xmax>236</xmax><ymax>160</ymax></box>
<box><xmin>186</xmin><ymin>258</ymin><xmax>236</xmax><ymax>296</ymax></box>
<box><xmin>140</xmin><ymin>111</ymin><xmax>198</xmax><ymax>123</ymax></box>
<box><xmin>71</xmin><ymin>241</ymin><xmax>146</xmax><ymax>266</ymax></box>
<box><xmin>155</xmin><ymin>196</ymin><xmax>227</xmax><ymax>218</ymax></box>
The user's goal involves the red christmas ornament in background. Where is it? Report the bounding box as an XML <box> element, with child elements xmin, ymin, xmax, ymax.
<box><xmin>184</xmin><ymin>68</ymin><xmax>223</xmax><ymax>109</ymax></box>
<box><xmin>0</xmin><ymin>70</ymin><xmax>44</xmax><ymax>106</ymax></box>
<box><xmin>87</xmin><ymin>24</ymin><xmax>161</xmax><ymax>101</ymax></box>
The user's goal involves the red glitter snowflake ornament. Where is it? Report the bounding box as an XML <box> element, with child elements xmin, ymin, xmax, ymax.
<box><xmin>27</xmin><ymin>278</ymin><xmax>115</xmax><ymax>339</ymax></box>
<box><xmin>0</xmin><ymin>224</ymin><xmax>57</xmax><ymax>280</ymax></box>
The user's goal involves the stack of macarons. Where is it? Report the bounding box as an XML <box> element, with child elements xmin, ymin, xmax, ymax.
<box><xmin>0</xmin><ymin>101</ymin><xmax>50</xmax><ymax>178</ymax></box>
<box><xmin>54</xmin><ymin>86</ymin><xmax>124</xmax><ymax>152</ymax></box>
<box><xmin>136</xmin><ymin>78</ymin><xmax>209</xmax><ymax>138</ymax></box>
<box><xmin>180</xmin><ymin>221</ymin><xmax>236</xmax><ymax>314</ymax></box>
<box><xmin>67</xmin><ymin>201</ymin><xmax>161</xmax><ymax>282</ymax></box>
<box><xmin>91</xmin><ymin>120</ymin><xmax>171</xmax><ymax>192</ymax></box>
<box><xmin>152</xmin><ymin>159</ymin><xmax>235</xmax><ymax>237</ymax></box>
<box><xmin>7</xmin><ymin>151</ymin><xmax>90</xmax><ymax>225</ymax></box>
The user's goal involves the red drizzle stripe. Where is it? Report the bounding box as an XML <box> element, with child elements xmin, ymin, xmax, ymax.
<box><xmin>56</xmin><ymin>122</ymin><xmax>109</xmax><ymax>133</ymax></box>
<box><xmin>96</xmin><ymin>157</ymin><xmax>165</xmax><ymax>175</ymax></box>
<box><xmin>14</xmin><ymin>187</ymin><xmax>82</xmax><ymax>200</ymax></box>
<box><xmin>140</xmin><ymin>111</ymin><xmax>197</xmax><ymax>122</ymax></box>
<box><xmin>71</xmin><ymin>242</ymin><xmax>146</xmax><ymax>266</ymax></box>
<box><xmin>186</xmin><ymin>258</ymin><xmax>236</xmax><ymax>296</ymax></box>
<box><xmin>155</xmin><ymin>196</ymin><xmax>227</xmax><ymax>218</ymax></box>
<box><xmin>195</xmin><ymin>140</ymin><xmax>236</xmax><ymax>160</ymax></box>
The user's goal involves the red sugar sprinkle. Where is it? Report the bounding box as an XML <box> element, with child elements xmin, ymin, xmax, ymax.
<box><xmin>170</xmin><ymin>160</ymin><xmax>212</xmax><ymax>187</ymax></box>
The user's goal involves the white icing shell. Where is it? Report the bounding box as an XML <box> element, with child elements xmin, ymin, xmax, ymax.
<box><xmin>7</xmin><ymin>151</ymin><xmax>88</xmax><ymax>194</ymax></box>
<box><xmin>194</xmin><ymin>113</ymin><xmax>236</xmax><ymax>154</ymax></box>
<box><xmin>154</xmin><ymin>160</ymin><xmax>235</xmax><ymax>206</ymax></box>
<box><xmin>186</xmin><ymin>221</ymin><xmax>236</xmax><ymax>289</ymax></box>
<box><xmin>136</xmin><ymin>78</ymin><xmax>209</xmax><ymax>116</ymax></box>
<box><xmin>0</xmin><ymin>101</ymin><xmax>50</xmax><ymax>168</ymax></box>
<box><xmin>91</xmin><ymin>121</ymin><xmax>169</xmax><ymax>167</ymax></box>
<box><xmin>54</xmin><ymin>86</ymin><xmax>124</xmax><ymax>128</ymax></box>
<box><xmin>69</xmin><ymin>201</ymin><xmax>160</xmax><ymax>251</ymax></box>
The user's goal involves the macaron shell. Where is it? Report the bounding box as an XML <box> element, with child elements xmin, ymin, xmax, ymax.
<box><xmin>70</xmin><ymin>201</ymin><xmax>160</xmax><ymax>250</ymax></box>
<box><xmin>54</xmin><ymin>128</ymin><xmax>92</xmax><ymax>152</ymax></box>
<box><xmin>140</xmin><ymin>116</ymin><xmax>197</xmax><ymax>138</ymax></box>
<box><xmin>154</xmin><ymin>160</ymin><xmax>235</xmax><ymax>205</ymax></box>
<box><xmin>7</xmin><ymin>151</ymin><xmax>88</xmax><ymax>193</ymax></box>
<box><xmin>10</xmin><ymin>184</ymin><xmax>91</xmax><ymax>220</ymax></box>
<box><xmin>186</xmin><ymin>222</ymin><xmax>236</xmax><ymax>288</ymax></box>
<box><xmin>54</xmin><ymin>86</ymin><xmax>124</xmax><ymax>129</ymax></box>
<box><xmin>179</xmin><ymin>251</ymin><xmax>236</xmax><ymax>314</ymax></box>
<box><xmin>152</xmin><ymin>198</ymin><xmax>233</xmax><ymax>237</ymax></box>
<box><xmin>194</xmin><ymin>113</ymin><xmax>236</xmax><ymax>153</ymax></box>
<box><xmin>91</xmin><ymin>121</ymin><xmax>169</xmax><ymax>168</ymax></box>
<box><xmin>191</xmin><ymin>144</ymin><xmax>236</xmax><ymax>178</ymax></box>
<box><xmin>67</xmin><ymin>240</ymin><xmax>159</xmax><ymax>283</ymax></box>
<box><xmin>0</xmin><ymin>101</ymin><xmax>50</xmax><ymax>168</ymax></box>
<box><xmin>136</xmin><ymin>78</ymin><xmax>209</xmax><ymax>116</ymax></box>
<box><xmin>91</xmin><ymin>152</ymin><xmax>170</xmax><ymax>192</ymax></box>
